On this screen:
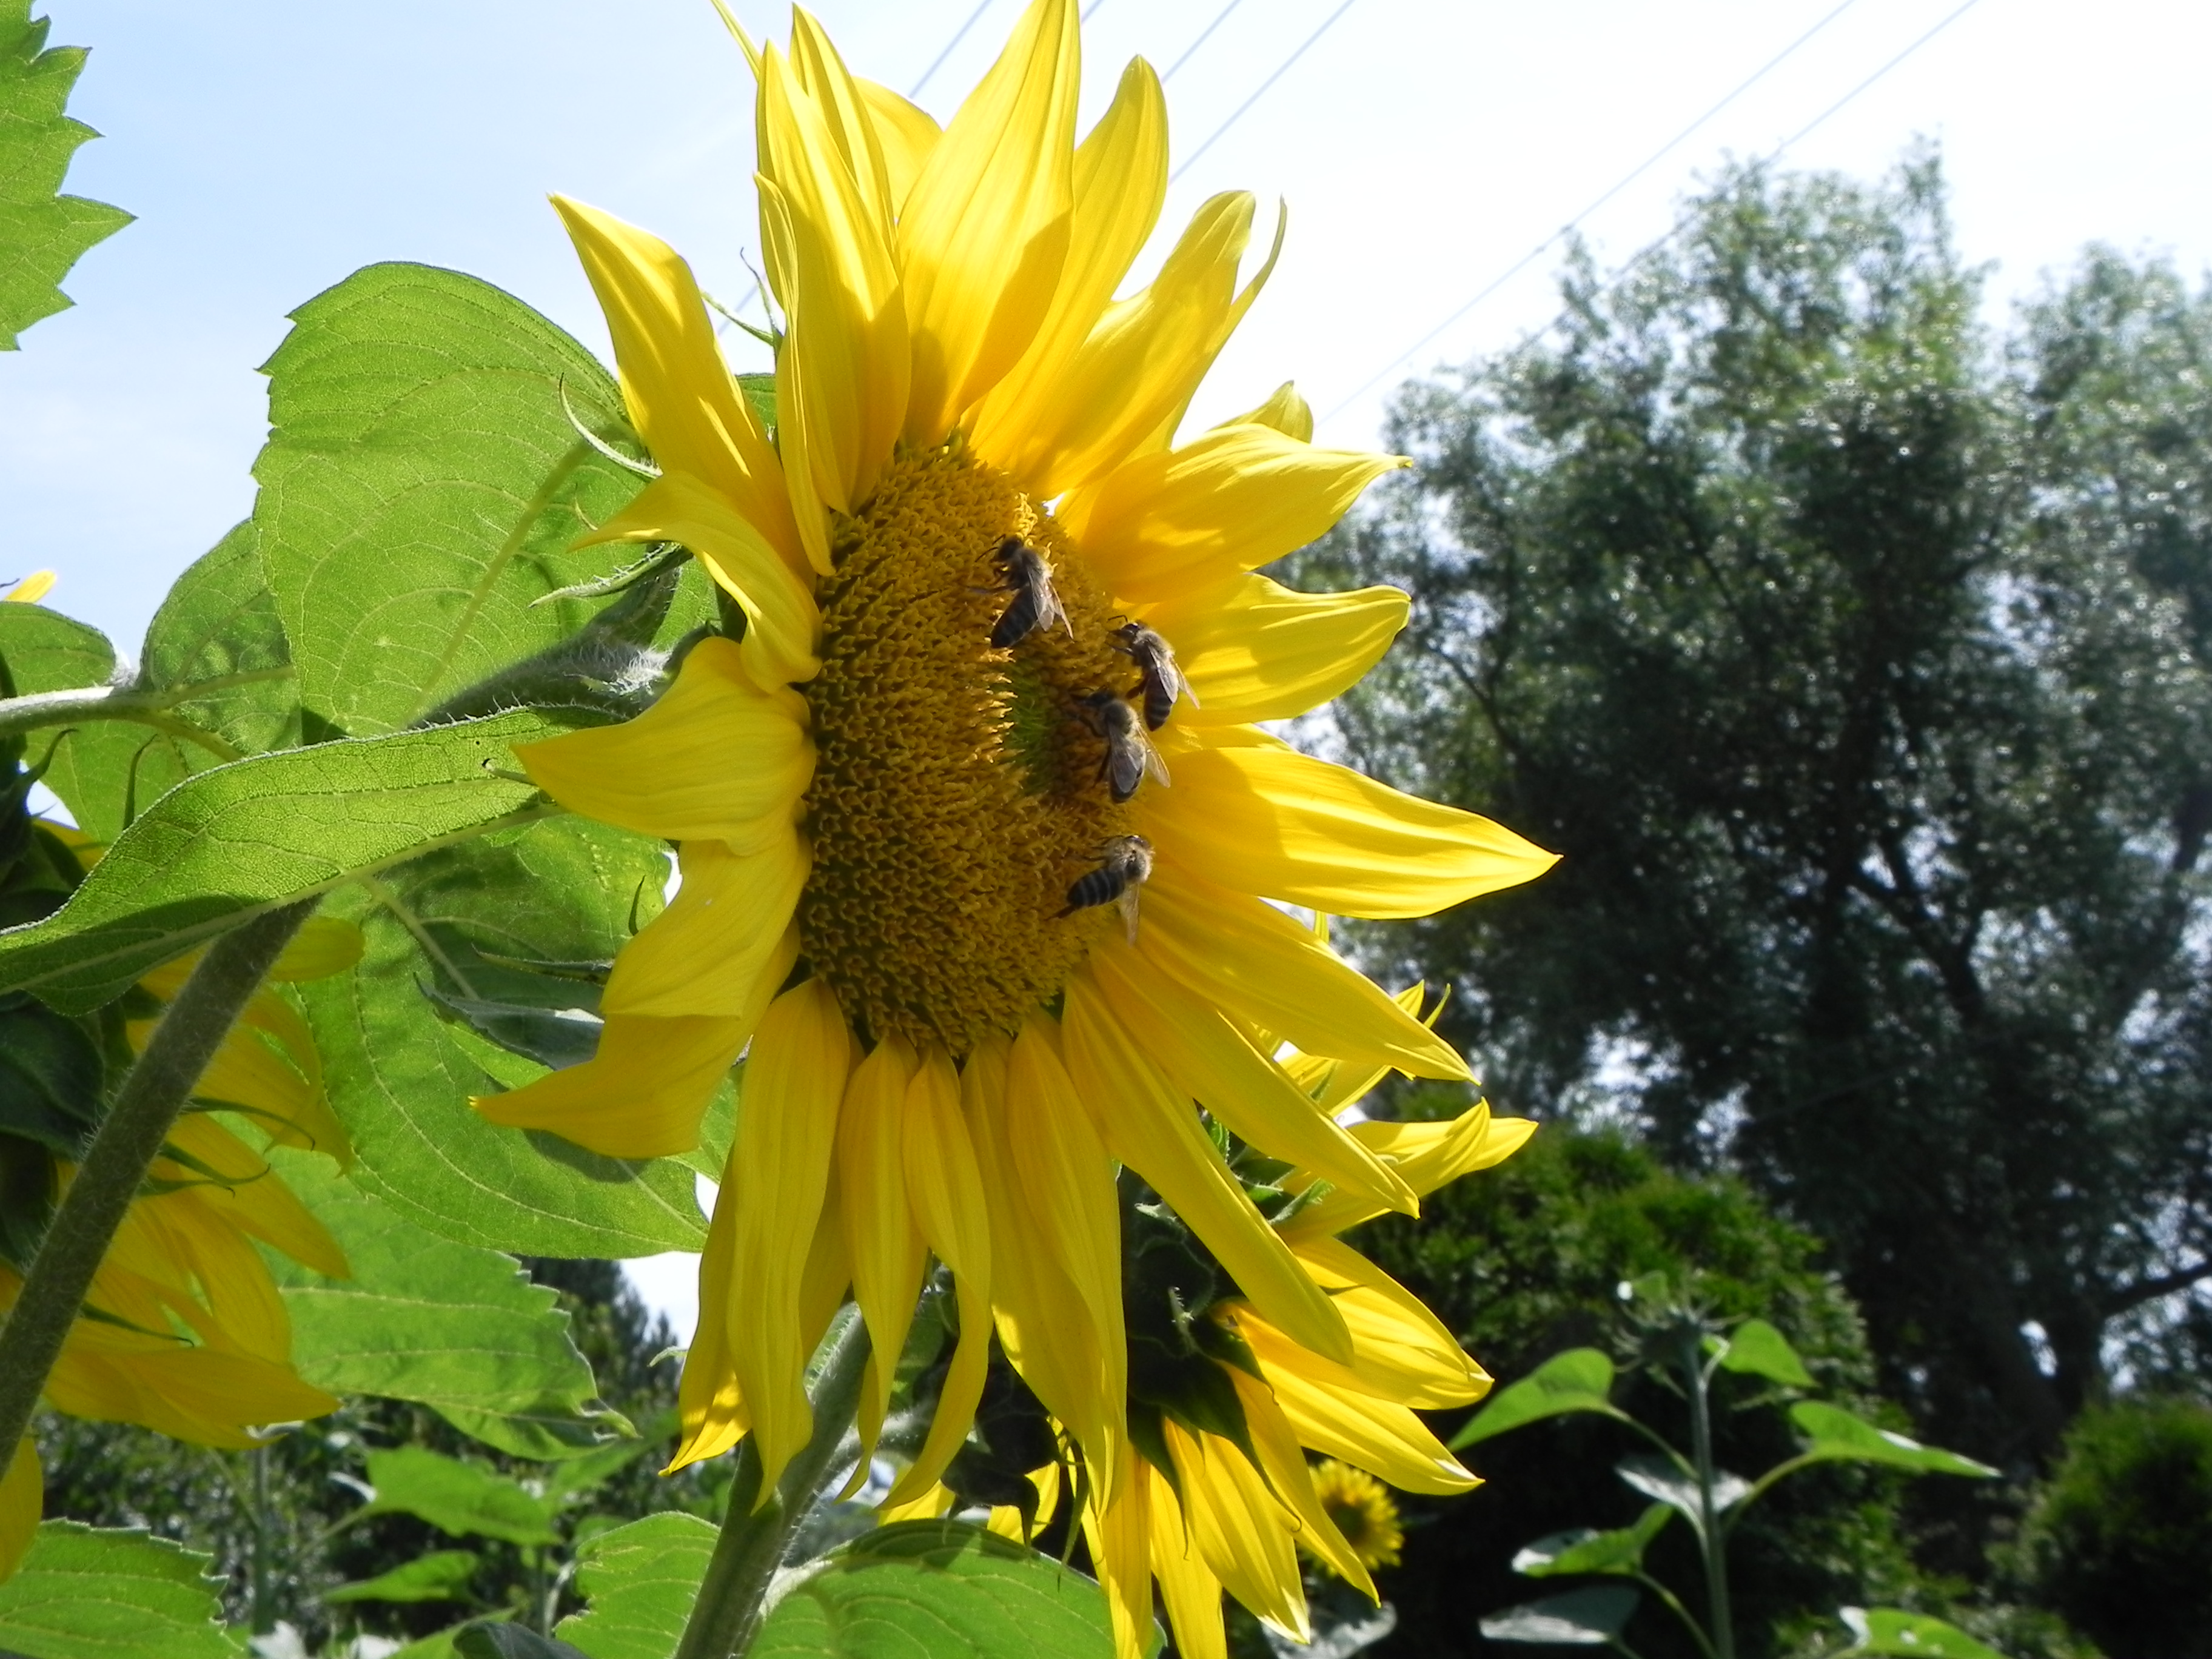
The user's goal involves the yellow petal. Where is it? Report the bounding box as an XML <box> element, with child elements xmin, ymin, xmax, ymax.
<box><xmin>1290</xmin><ymin>1236</ymin><xmax>1488</xmax><ymax>1409</ymax></box>
<box><xmin>1064</xmin><ymin>422</ymin><xmax>1403</xmax><ymax>602</ymax></box>
<box><xmin>44</xmin><ymin>1343</ymin><xmax>337</xmax><ymax>1448</ymax></box>
<box><xmin>2</xmin><ymin>571</ymin><xmax>55</xmax><ymax>605</ymax></box>
<box><xmin>967</xmin><ymin>57</ymin><xmax>1167</xmax><ymax>487</ymax></box>
<box><xmin>837</xmin><ymin>1036</ymin><xmax>928</xmax><ymax>1464</ymax></box>
<box><xmin>879</xmin><ymin>1481</ymin><xmax>957</xmax><ymax>1524</ymax></box>
<box><xmin>962</xmin><ymin>1034</ymin><xmax>1118</xmax><ymax>1480</ymax></box>
<box><xmin>1135</xmin><ymin>856</ymin><xmax>1469</xmax><ymax>1078</ymax></box>
<box><xmin>580</xmin><ymin>472</ymin><xmax>822</xmax><ymax>686</ymax></box>
<box><xmin>1081</xmin><ymin>1441</ymin><xmax>1156</xmax><ymax>1659</ymax></box>
<box><xmin>516</xmin><ymin>638</ymin><xmax>813</xmax><ymax>846</ymax></box>
<box><xmin>1218</xmin><ymin>383</ymin><xmax>1312</xmax><ymax>442</ymax></box>
<box><xmin>984</xmin><ymin>1461</ymin><xmax>1061</xmax><ymax>1543</ymax></box>
<box><xmin>759</xmin><ymin>48</ymin><xmax>908</xmax><ymax>518</ymax></box>
<box><xmin>1062</xmin><ymin>974</ymin><xmax>1350</xmax><ymax>1365</ymax></box>
<box><xmin>603</xmin><ymin>836</ymin><xmax>806</xmax><ymax>1020</ymax></box>
<box><xmin>897</xmin><ymin>0</ymin><xmax>1079</xmax><ymax>440</ymax></box>
<box><xmin>856</xmin><ymin>79</ymin><xmax>940</xmax><ymax>212</ymax></box>
<box><xmin>785</xmin><ymin>14</ymin><xmax>897</xmax><ymax>232</ymax></box>
<box><xmin>265</xmin><ymin>917</ymin><xmax>366</xmax><ymax>982</ymax></box>
<box><xmin>1147</xmin><ymin>1460</ymin><xmax>1227</xmax><ymax>1659</ymax></box>
<box><xmin>1003</xmin><ymin>1016</ymin><xmax>1126</xmax><ymax>1438</ymax></box>
<box><xmin>1141</xmin><ymin>736</ymin><xmax>1557</xmax><ymax>919</ymax></box>
<box><xmin>1085</xmin><ymin>939</ymin><xmax>1415</xmax><ymax>1216</ymax></box>
<box><xmin>673</xmin><ymin>1168</ymin><xmax>751</xmax><ymax>1471</ymax></box>
<box><xmin>1165</xmin><ymin>1423</ymin><xmax>1306</xmax><ymax>1642</ymax></box>
<box><xmin>1225</xmin><ymin>1369</ymin><xmax>1374</xmax><ymax>1600</ymax></box>
<box><xmin>1241</xmin><ymin>1318</ymin><xmax>1477</xmax><ymax>1495</ymax></box>
<box><xmin>163</xmin><ymin>1115</ymin><xmax>349</xmax><ymax>1281</ymax></box>
<box><xmin>885</xmin><ymin>1045</ymin><xmax>993</xmax><ymax>1506</ymax></box>
<box><xmin>1136</xmin><ymin>575</ymin><xmax>1407</xmax><ymax>726</ymax></box>
<box><xmin>1001</xmin><ymin>191</ymin><xmax>1255</xmax><ymax>499</ymax></box>
<box><xmin>472</xmin><ymin>1011</ymin><xmax>748</xmax><ymax>1159</ymax></box>
<box><xmin>0</xmin><ymin>1439</ymin><xmax>38</xmax><ymax>1584</ymax></box>
<box><xmin>1286</xmin><ymin>1104</ymin><xmax>1538</xmax><ymax>1241</ymax></box>
<box><xmin>1129</xmin><ymin>201</ymin><xmax>1286</xmax><ymax>458</ymax></box>
<box><xmin>551</xmin><ymin>196</ymin><xmax>803</xmax><ymax>572</ymax></box>
<box><xmin>725</xmin><ymin>977</ymin><xmax>854</xmax><ymax>1498</ymax></box>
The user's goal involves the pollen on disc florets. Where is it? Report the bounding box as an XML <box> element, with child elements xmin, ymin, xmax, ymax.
<box><xmin>798</xmin><ymin>443</ymin><xmax>1136</xmax><ymax>1053</ymax></box>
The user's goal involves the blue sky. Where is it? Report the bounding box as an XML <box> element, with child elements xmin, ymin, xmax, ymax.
<box><xmin>10</xmin><ymin>0</ymin><xmax>2208</xmax><ymax>1335</ymax></box>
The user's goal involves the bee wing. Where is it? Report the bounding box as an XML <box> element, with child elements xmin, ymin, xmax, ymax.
<box><xmin>1176</xmin><ymin>665</ymin><xmax>1200</xmax><ymax>709</ymax></box>
<box><xmin>1116</xmin><ymin>886</ymin><xmax>1142</xmax><ymax>945</ymax></box>
<box><xmin>1045</xmin><ymin>581</ymin><xmax>1071</xmax><ymax>637</ymax></box>
<box><xmin>1141</xmin><ymin>736</ymin><xmax>1171</xmax><ymax>789</ymax></box>
<box><xmin>1108</xmin><ymin>743</ymin><xmax>1147</xmax><ymax>801</ymax></box>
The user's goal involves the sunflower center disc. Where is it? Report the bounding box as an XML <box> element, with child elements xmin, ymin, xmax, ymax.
<box><xmin>798</xmin><ymin>445</ymin><xmax>1136</xmax><ymax>1053</ymax></box>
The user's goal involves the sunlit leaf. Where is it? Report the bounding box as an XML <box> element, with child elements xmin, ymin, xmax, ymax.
<box><xmin>264</xmin><ymin>1147</ymin><xmax>628</xmax><ymax>1458</ymax></box>
<box><xmin>0</xmin><ymin>2</ymin><xmax>130</xmax><ymax>349</ymax></box>
<box><xmin>1840</xmin><ymin>1607</ymin><xmax>2009</xmax><ymax>1658</ymax></box>
<box><xmin>1714</xmin><ymin>1318</ymin><xmax>1815</xmax><ymax>1388</ymax></box>
<box><xmin>255</xmin><ymin>263</ymin><xmax>649</xmax><ymax>737</ymax></box>
<box><xmin>1512</xmin><ymin>1504</ymin><xmax>1672</xmax><ymax>1578</ymax></box>
<box><xmin>752</xmin><ymin>1521</ymin><xmax>1140</xmax><ymax>1659</ymax></box>
<box><xmin>1480</xmin><ymin>1585</ymin><xmax>1640</xmax><ymax>1647</ymax></box>
<box><xmin>324</xmin><ymin>1550</ymin><xmax>480</xmax><ymax>1605</ymax></box>
<box><xmin>553</xmin><ymin>1512</ymin><xmax>716</xmax><ymax>1659</ymax></box>
<box><xmin>1789</xmin><ymin>1404</ymin><xmax>1997</xmax><ymax>1478</ymax></box>
<box><xmin>1450</xmin><ymin>1349</ymin><xmax>1625</xmax><ymax>1449</ymax></box>
<box><xmin>357</xmin><ymin>1447</ymin><xmax>558</xmax><ymax>1547</ymax></box>
<box><xmin>0</xmin><ymin>1521</ymin><xmax>235</xmax><ymax>1659</ymax></box>
<box><xmin>1615</xmin><ymin>1453</ymin><xmax>1751</xmax><ymax>1537</ymax></box>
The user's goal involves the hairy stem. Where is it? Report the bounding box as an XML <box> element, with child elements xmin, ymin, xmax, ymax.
<box><xmin>673</xmin><ymin>1311</ymin><xmax>873</xmax><ymax>1659</ymax></box>
<box><xmin>1683</xmin><ymin>1335</ymin><xmax>1736</xmax><ymax>1659</ymax></box>
<box><xmin>0</xmin><ymin>901</ymin><xmax>315</xmax><ymax>1467</ymax></box>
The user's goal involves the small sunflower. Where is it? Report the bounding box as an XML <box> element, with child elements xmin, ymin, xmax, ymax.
<box><xmin>472</xmin><ymin>0</ymin><xmax>1554</xmax><ymax>1508</ymax></box>
<box><xmin>1309</xmin><ymin>1460</ymin><xmax>1403</xmax><ymax>1574</ymax></box>
<box><xmin>0</xmin><ymin>828</ymin><xmax>356</xmax><ymax>1581</ymax></box>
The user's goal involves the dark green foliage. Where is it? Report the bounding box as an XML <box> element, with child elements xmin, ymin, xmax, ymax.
<box><xmin>33</xmin><ymin>1258</ymin><xmax>720</xmax><ymax>1653</ymax></box>
<box><xmin>1355</xmin><ymin>1112</ymin><xmax>1916</xmax><ymax>1658</ymax></box>
<box><xmin>1290</xmin><ymin>154</ymin><xmax>2212</xmax><ymax>1484</ymax></box>
<box><xmin>2016</xmin><ymin>1396</ymin><xmax>2212</xmax><ymax>1657</ymax></box>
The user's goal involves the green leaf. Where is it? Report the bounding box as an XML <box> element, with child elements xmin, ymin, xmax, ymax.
<box><xmin>0</xmin><ymin>602</ymin><xmax>112</xmax><ymax>699</ymax></box>
<box><xmin>1714</xmin><ymin>1318</ymin><xmax>1815</xmax><ymax>1388</ymax></box>
<box><xmin>1615</xmin><ymin>1453</ymin><xmax>1751</xmax><ymax>1537</ymax></box>
<box><xmin>0</xmin><ymin>1521</ymin><xmax>236</xmax><ymax>1659</ymax></box>
<box><xmin>0</xmin><ymin>990</ymin><xmax>99</xmax><ymax>1154</ymax></box>
<box><xmin>0</xmin><ymin>709</ymin><xmax>562</xmax><ymax>1013</ymax></box>
<box><xmin>301</xmin><ymin>815</ymin><xmax>706</xmax><ymax>1258</ymax></box>
<box><xmin>357</xmin><ymin>1447</ymin><xmax>559</xmax><ymax>1546</ymax></box>
<box><xmin>324</xmin><ymin>1549</ymin><xmax>480</xmax><ymax>1604</ymax></box>
<box><xmin>752</xmin><ymin>1520</ymin><xmax>1139</xmax><ymax>1659</ymax></box>
<box><xmin>263</xmin><ymin>1147</ymin><xmax>628</xmax><ymax>1459</ymax></box>
<box><xmin>552</xmin><ymin>1512</ymin><xmax>716</xmax><ymax>1659</ymax></box>
<box><xmin>1479</xmin><ymin>1586</ymin><xmax>1640</xmax><ymax>1647</ymax></box>
<box><xmin>1788</xmin><ymin>1403</ymin><xmax>1998</xmax><ymax>1478</ymax></box>
<box><xmin>456</xmin><ymin>1628</ymin><xmax>589</xmax><ymax>1659</ymax></box>
<box><xmin>389</xmin><ymin>1624</ymin><xmax>475</xmax><ymax>1659</ymax></box>
<box><xmin>255</xmin><ymin>262</ymin><xmax>649</xmax><ymax>737</ymax></box>
<box><xmin>1450</xmin><ymin>1349</ymin><xmax>1626</xmax><ymax>1449</ymax></box>
<box><xmin>1512</xmin><ymin>1504</ymin><xmax>1672</xmax><ymax>1578</ymax></box>
<box><xmin>0</xmin><ymin>3</ymin><xmax>131</xmax><ymax>349</ymax></box>
<box><xmin>1840</xmin><ymin>1608</ymin><xmax>2008</xmax><ymax>1659</ymax></box>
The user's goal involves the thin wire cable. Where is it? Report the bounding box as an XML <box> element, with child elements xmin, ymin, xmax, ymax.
<box><xmin>1081</xmin><ymin>0</ymin><xmax>1110</xmax><ymax>18</ymax></box>
<box><xmin>1162</xmin><ymin>0</ymin><xmax>1245</xmax><ymax>83</ymax></box>
<box><xmin>910</xmin><ymin>0</ymin><xmax>994</xmax><ymax>98</ymax></box>
<box><xmin>1323</xmin><ymin>0</ymin><xmax>1982</xmax><ymax>424</ymax></box>
<box><xmin>1169</xmin><ymin>0</ymin><xmax>1358</xmax><ymax>184</ymax></box>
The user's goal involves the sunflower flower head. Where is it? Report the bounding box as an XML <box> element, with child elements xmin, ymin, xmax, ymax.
<box><xmin>474</xmin><ymin>0</ymin><xmax>1555</xmax><ymax>1572</ymax></box>
<box><xmin>1308</xmin><ymin>1460</ymin><xmax>1403</xmax><ymax>1572</ymax></box>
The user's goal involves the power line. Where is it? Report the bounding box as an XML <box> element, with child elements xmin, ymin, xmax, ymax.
<box><xmin>1161</xmin><ymin>0</ymin><xmax>1244</xmax><ymax>83</ymax></box>
<box><xmin>1169</xmin><ymin>0</ymin><xmax>1359</xmax><ymax>185</ymax></box>
<box><xmin>1322</xmin><ymin>0</ymin><xmax>1983</xmax><ymax>425</ymax></box>
<box><xmin>1081</xmin><ymin>0</ymin><xmax>1110</xmax><ymax>18</ymax></box>
<box><xmin>910</xmin><ymin>0</ymin><xmax>993</xmax><ymax>99</ymax></box>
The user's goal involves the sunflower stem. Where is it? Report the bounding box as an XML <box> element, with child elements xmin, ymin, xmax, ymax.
<box><xmin>0</xmin><ymin>901</ymin><xmax>315</xmax><ymax>1472</ymax></box>
<box><xmin>674</xmin><ymin>1308</ymin><xmax>873</xmax><ymax>1659</ymax></box>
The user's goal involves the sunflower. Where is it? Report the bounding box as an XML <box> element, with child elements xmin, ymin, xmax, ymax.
<box><xmin>1307</xmin><ymin>1460</ymin><xmax>1403</xmax><ymax>1574</ymax></box>
<box><xmin>0</xmin><ymin>828</ymin><xmax>357</xmax><ymax>1581</ymax></box>
<box><xmin>1076</xmin><ymin>1100</ymin><xmax>1535</xmax><ymax>1659</ymax></box>
<box><xmin>472</xmin><ymin>0</ymin><xmax>1555</xmax><ymax>1509</ymax></box>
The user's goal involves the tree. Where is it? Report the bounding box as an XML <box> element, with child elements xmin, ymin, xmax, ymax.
<box><xmin>1292</xmin><ymin>152</ymin><xmax>2212</xmax><ymax>1474</ymax></box>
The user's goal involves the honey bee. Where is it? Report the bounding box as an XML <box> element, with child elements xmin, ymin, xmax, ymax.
<box><xmin>987</xmin><ymin>536</ymin><xmax>1068</xmax><ymax>649</ymax></box>
<box><xmin>1081</xmin><ymin>689</ymin><xmax>1170</xmax><ymax>803</ymax></box>
<box><xmin>1059</xmin><ymin>834</ymin><xmax>1155</xmax><ymax>942</ymax></box>
<box><xmin>1111</xmin><ymin>620</ymin><xmax>1199</xmax><ymax>731</ymax></box>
